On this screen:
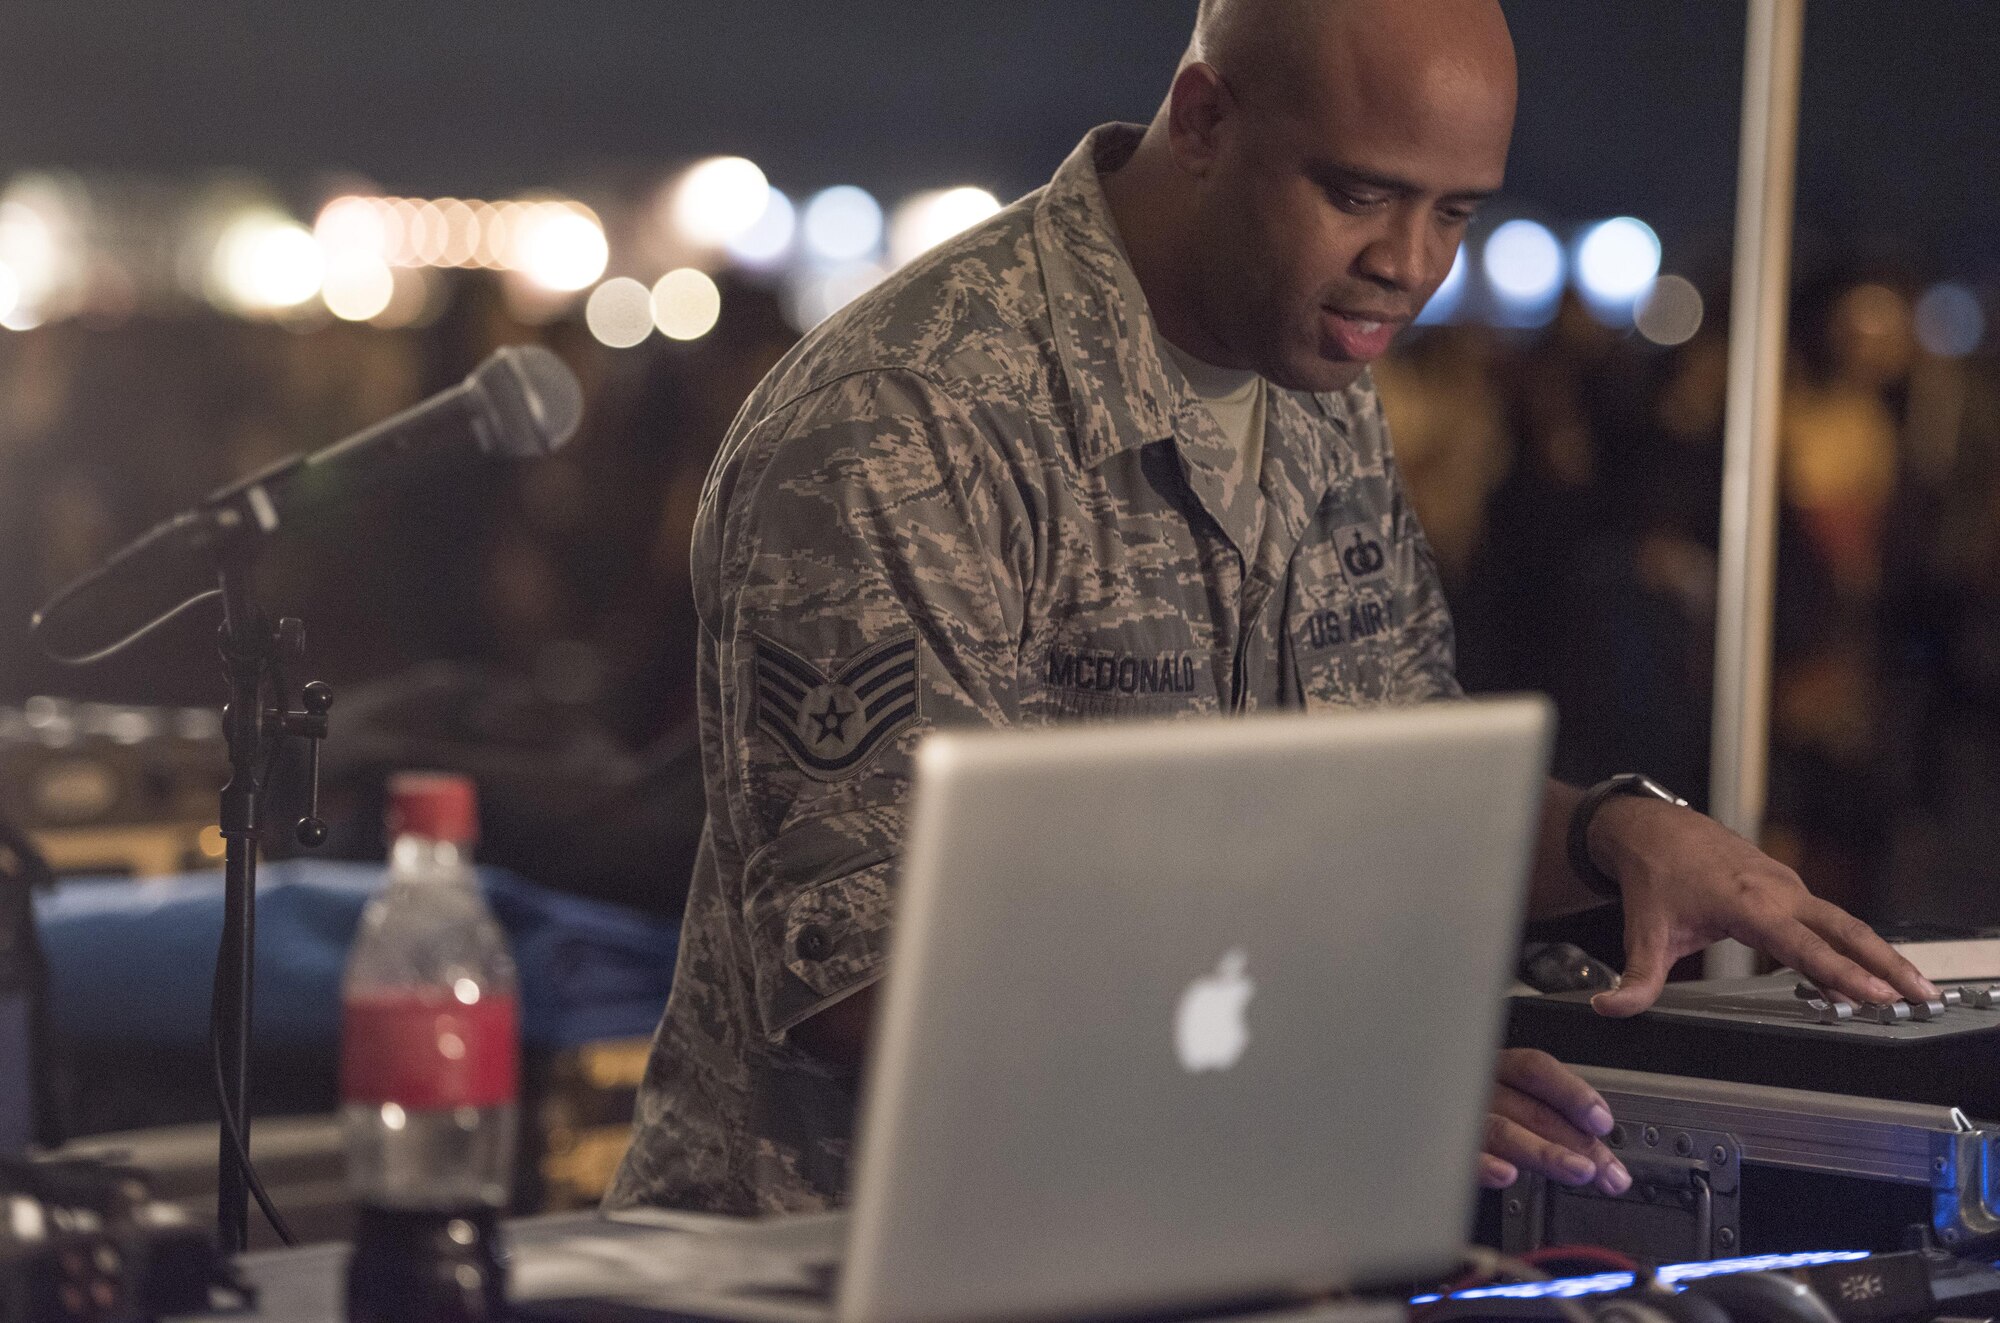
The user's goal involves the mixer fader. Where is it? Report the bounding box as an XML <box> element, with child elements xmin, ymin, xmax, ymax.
<box><xmin>1795</xmin><ymin>979</ymin><xmax>2000</xmax><ymax>1024</ymax></box>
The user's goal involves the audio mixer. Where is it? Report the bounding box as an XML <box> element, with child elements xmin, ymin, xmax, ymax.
<box><xmin>1508</xmin><ymin>972</ymin><xmax>2000</xmax><ymax>1119</ymax></box>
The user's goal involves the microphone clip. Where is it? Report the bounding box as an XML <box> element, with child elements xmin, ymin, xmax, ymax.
<box><xmin>218</xmin><ymin>614</ymin><xmax>333</xmax><ymax>851</ymax></box>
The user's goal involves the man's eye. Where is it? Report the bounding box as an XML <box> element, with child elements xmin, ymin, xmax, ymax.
<box><xmin>1331</xmin><ymin>188</ymin><xmax>1388</xmax><ymax>213</ymax></box>
<box><xmin>1439</xmin><ymin>207</ymin><xmax>1478</xmax><ymax>228</ymax></box>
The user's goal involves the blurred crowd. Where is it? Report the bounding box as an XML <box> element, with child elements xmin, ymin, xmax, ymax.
<box><xmin>1381</xmin><ymin>275</ymin><xmax>2000</xmax><ymax>930</ymax></box>
<box><xmin>2</xmin><ymin>262</ymin><xmax>1997</xmax><ymax>930</ymax></box>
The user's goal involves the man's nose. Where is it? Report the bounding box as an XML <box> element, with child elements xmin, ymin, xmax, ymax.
<box><xmin>1355</xmin><ymin>209</ymin><xmax>1431</xmax><ymax>293</ymax></box>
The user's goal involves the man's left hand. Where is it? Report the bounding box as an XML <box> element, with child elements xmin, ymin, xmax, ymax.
<box><xmin>1586</xmin><ymin>797</ymin><xmax>1937</xmax><ymax>1017</ymax></box>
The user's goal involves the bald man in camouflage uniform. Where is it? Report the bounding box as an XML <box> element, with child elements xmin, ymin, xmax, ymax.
<box><xmin>610</xmin><ymin>0</ymin><xmax>1935</xmax><ymax>1216</ymax></box>
<box><xmin>609</xmin><ymin>123</ymin><xmax>1453</xmax><ymax>1214</ymax></box>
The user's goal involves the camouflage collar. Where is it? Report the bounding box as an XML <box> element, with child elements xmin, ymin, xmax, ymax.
<box><xmin>1034</xmin><ymin>124</ymin><xmax>1360</xmax><ymax>483</ymax></box>
<box><xmin>1034</xmin><ymin>124</ymin><xmax>1185</xmax><ymax>469</ymax></box>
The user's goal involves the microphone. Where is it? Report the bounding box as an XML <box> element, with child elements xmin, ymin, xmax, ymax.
<box><xmin>207</xmin><ymin>343</ymin><xmax>583</xmax><ymax>536</ymax></box>
<box><xmin>32</xmin><ymin>344</ymin><xmax>584</xmax><ymax>662</ymax></box>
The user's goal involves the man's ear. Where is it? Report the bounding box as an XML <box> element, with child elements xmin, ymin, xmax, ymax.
<box><xmin>1165</xmin><ymin>62</ymin><xmax>1236</xmax><ymax>178</ymax></box>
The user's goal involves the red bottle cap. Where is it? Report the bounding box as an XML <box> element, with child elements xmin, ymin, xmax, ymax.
<box><xmin>385</xmin><ymin>771</ymin><xmax>479</xmax><ymax>846</ymax></box>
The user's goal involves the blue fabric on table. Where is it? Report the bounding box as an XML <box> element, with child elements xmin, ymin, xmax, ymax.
<box><xmin>34</xmin><ymin>860</ymin><xmax>678</xmax><ymax>1053</ymax></box>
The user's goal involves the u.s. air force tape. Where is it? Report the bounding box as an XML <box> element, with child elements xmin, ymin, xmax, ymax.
<box><xmin>754</xmin><ymin>633</ymin><xmax>921</xmax><ymax>781</ymax></box>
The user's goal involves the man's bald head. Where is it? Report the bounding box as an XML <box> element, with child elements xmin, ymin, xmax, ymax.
<box><xmin>1190</xmin><ymin>0</ymin><xmax>1517</xmax><ymax>148</ymax></box>
<box><xmin>1103</xmin><ymin>0</ymin><xmax>1518</xmax><ymax>390</ymax></box>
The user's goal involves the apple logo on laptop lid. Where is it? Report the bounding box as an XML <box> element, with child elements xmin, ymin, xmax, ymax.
<box><xmin>1175</xmin><ymin>948</ymin><xmax>1254</xmax><ymax>1073</ymax></box>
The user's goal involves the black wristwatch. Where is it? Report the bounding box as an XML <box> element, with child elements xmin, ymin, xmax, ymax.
<box><xmin>1567</xmin><ymin>773</ymin><xmax>1690</xmax><ymax>900</ymax></box>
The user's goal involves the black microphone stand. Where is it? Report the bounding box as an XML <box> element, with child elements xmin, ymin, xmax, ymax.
<box><xmin>30</xmin><ymin>344</ymin><xmax>582</xmax><ymax>1253</ymax></box>
<box><xmin>208</xmin><ymin>528</ymin><xmax>331</xmax><ymax>1253</ymax></box>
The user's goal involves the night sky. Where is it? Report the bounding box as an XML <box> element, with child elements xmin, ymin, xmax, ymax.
<box><xmin>0</xmin><ymin>1</ymin><xmax>1995</xmax><ymax>275</ymax></box>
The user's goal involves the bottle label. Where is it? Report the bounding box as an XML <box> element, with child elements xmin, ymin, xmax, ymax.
<box><xmin>341</xmin><ymin>989</ymin><xmax>519</xmax><ymax>1110</ymax></box>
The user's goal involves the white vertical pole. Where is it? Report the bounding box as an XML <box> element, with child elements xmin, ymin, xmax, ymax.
<box><xmin>1707</xmin><ymin>0</ymin><xmax>1807</xmax><ymax>979</ymax></box>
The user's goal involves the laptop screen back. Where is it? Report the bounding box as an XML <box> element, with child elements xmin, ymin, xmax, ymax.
<box><xmin>843</xmin><ymin>699</ymin><xmax>1553</xmax><ymax>1323</ymax></box>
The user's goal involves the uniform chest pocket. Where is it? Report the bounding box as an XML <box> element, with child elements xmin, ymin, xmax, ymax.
<box><xmin>1028</xmin><ymin>634</ymin><xmax>1216</xmax><ymax>725</ymax></box>
<box><xmin>1288</xmin><ymin>519</ymin><xmax>1404</xmax><ymax>709</ymax></box>
<box><xmin>1291</xmin><ymin>590</ymin><xmax>1401</xmax><ymax>708</ymax></box>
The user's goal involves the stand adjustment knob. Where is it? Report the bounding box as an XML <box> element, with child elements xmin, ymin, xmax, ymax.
<box><xmin>290</xmin><ymin>681</ymin><xmax>333</xmax><ymax>848</ymax></box>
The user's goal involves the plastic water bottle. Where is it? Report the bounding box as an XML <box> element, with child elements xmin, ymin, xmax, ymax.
<box><xmin>341</xmin><ymin>771</ymin><xmax>518</xmax><ymax>1323</ymax></box>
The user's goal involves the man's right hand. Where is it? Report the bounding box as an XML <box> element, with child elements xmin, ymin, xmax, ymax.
<box><xmin>1479</xmin><ymin>1048</ymin><xmax>1631</xmax><ymax>1195</ymax></box>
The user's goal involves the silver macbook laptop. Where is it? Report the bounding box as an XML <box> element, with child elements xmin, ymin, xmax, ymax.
<box><xmin>596</xmin><ymin>698</ymin><xmax>1552</xmax><ymax>1323</ymax></box>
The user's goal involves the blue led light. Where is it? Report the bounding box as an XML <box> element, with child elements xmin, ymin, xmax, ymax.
<box><xmin>1657</xmin><ymin>1252</ymin><xmax>1871</xmax><ymax>1284</ymax></box>
<box><xmin>1409</xmin><ymin>1251</ymin><xmax>1874</xmax><ymax>1305</ymax></box>
<box><xmin>1445</xmin><ymin>1273</ymin><xmax>1636</xmax><ymax>1301</ymax></box>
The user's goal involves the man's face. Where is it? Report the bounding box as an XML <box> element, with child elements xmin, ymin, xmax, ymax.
<box><xmin>1185</xmin><ymin>23</ymin><xmax>1516</xmax><ymax>392</ymax></box>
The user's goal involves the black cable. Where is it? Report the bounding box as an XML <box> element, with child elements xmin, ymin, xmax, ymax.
<box><xmin>206</xmin><ymin>935</ymin><xmax>296</xmax><ymax>1247</ymax></box>
<box><xmin>34</xmin><ymin>587</ymin><xmax>223</xmax><ymax>667</ymax></box>
<box><xmin>28</xmin><ymin>510</ymin><xmax>213</xmax><ymax>664</ymax></box>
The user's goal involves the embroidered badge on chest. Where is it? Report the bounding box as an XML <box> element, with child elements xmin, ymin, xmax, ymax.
<box><xmin>754</xmin><ymin>634</ymin><xmax>921</xmax><ymax>781</ymax></box>
<box><xmin>1332</xmin><ymin>523</ymin><xmax>1391</xmax><ymax>585</ymax></box>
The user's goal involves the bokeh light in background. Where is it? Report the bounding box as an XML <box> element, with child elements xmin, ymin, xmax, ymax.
<box><xmin>887</xmin><ymin>187</ymin><xmax>1001</xmax><ymax>268</ymax></box>
<box><xmin>411</xmin><ymin>201</ymin><xmax>448</xmax><ymax>265</ymax></box>
<box><xmin>1836</xmin><ymin>283</ymin><xmax>1914</xmax><ymax>362</ymax></box>
<box><xmin>586</xmin><ymin>276</ymin><xmax>656</xmax><ymax>348</ymax></box>
<box><xmin>471</xmin><ymin>202</ymin><xmax>508</xmax><ymax>267</ymax></box>
<box><xmin>0</xmin><ymin>179</ymin><xmax>84</xmax><ymax>330</ymax></box>
<box><xmin>1915</xmin><ymin>282</ymin><xmax>1986</xmax><ymax>358</ymax></box>
<box><xmin>512</xmin><ymin>203</ymin><xmax>609</xmax><ymax>292</ymax></box>
<box><xmin>321</xmin><ymin>252</ymin><xmax>396</xmax><ymax>322</ymax></box>
<box><xmin>1482</xmin><ymin>219</ymin><xmax>1565</xmax><ymax>326</ymax></box>
<box><xmin>0</xmin><ymin>166</ymin><xmax>1976</xmax><ymax>357</ymax></box>
<box><xmin>1415</xmin><ymin>244</ymin><xmax>1469</xmax><ymax>325</ymax></box>
<box><xmin>0</xmin><ymin>164</ymin><xmax>1780</xmax><ymax>345</ymax></box>
<box><xmin>802</xmin><ymin>186</ymin><xmax>884</xmax><ymax>263</ymax></box>
<box><xmin>438</xmin><ymin>199</ymin><xmax>479</xmax><ymax>267</ymax></box>
<box><xmin>0</xmin><ymin>202</ymin><xmax>55</xmax><ymax>311</ymax></box>
<box><xmin>1574</xmin><ymin>217</ymin><xmax>1661</xmax><ymax>323</ymax></box>
<box><xmin>670</xmin><ymin>157</ymin><xmax>772</xmax><ymax>248</ymax></box>
<box><xmin>316</xmin><ymin>194</ymin><xmax>609</xmax><ymax>290</ymax></box>
<box><xmin>725</xmin><ymin>189</ymin><xmax>796</xmax><ymax>269</ymax></box>
<box><xmin>1635</xmin><ymin>274</ymin><xmax>1705</xmax><ymax>347</ymax></box>
<box><xmin>210</xmin><ymin>211</ymin><xmax>324</xmax><ymax>315</ymax></box>
<box><xmin>650</xmin><ymin>267</ymin><xmax>722</xmax><ymax>341</ymax></box>
<box><xmin>315</xmin><ymin>196</ymin><xmax>388</xmax><ymax>259</ymax></box>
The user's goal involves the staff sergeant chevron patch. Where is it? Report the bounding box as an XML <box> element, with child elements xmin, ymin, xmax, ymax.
<box><xmin>754</xmin><ymin>633</ymin><xmax>922</xmax><ymax>781</ymax></box>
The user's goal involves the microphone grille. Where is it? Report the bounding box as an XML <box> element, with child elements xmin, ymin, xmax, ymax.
<box><xmin>467</xmin><ymin>344</ymin><xmax>585</xmax><ymax>457</ymax></box>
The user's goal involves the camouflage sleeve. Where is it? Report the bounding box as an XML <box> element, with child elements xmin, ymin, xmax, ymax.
<box><xmin>704</xmin><ymin>368</ymin><xmax>1024</xmax><ymax>1042</ymax></box>
<box><xmin>1376</xmin><ymin>394</ymin><xmax>1465</xmax><ymax>702</ymax></box>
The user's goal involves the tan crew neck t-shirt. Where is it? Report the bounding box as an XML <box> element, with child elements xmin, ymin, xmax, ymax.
<box><xmin>1158</xmin><ymin>334</ymin><xmax>1269</xmax><ymax>559</ymax></box>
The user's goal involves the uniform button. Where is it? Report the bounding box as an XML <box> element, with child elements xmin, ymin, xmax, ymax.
<box><xmin>796</xmin><ymin>925</ymin><xmax>832</xmax><ymax>962</ymax></box>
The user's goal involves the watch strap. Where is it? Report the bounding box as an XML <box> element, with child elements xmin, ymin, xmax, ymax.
<box><xmin>1567</xmin><ymin>773</ymin><xmax>1690</xmax><ymax>900</ymax></box>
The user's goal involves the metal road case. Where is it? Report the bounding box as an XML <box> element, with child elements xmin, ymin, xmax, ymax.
<box><xmin>1500</xmin><ymin>1067</ymin><xmax>2000</xmax><ymax>1262</ymax></box>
